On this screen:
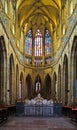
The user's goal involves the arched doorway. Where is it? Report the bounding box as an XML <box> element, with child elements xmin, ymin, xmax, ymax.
<box><xmin>9</xmin><ymin>54</ymin><xmax>15</xmax><ymax>104</ymax></box>
<box><xmin>16</xmin><ymin>64</ymin><xmax>19</xmax><ymax>101</ymax></box>
<box><xmin>19</xmin><ymin>72</ymin><xmax>24</xmax><ymax>100</ymax></box>
<box><xmin>45</xmin><ymin>74</ymin><xmax>51</xmax><ymax>99</ymax></box>
<box><xmin>26</xmin><ymin>74</ymin><xmax>32</xmax><ymax>99</ymax></box>
<box><xmin>71</xmin><ymin>36</ymin><xmax>77</xmax><ymax>104</ymax></box>
<box><xmin>58</xmin><ymin>65</ymin><xmax>61</xmax><ymax>101</ymax></box>
<box><xmin>0</xmin><ymin>36</ymin><xmax>7</xmax><ymax>104</ymax></box>
<box><xmin>63</xmin><ymin>54</ymin><xmax>68</xmax><ymax>105</ymax></box>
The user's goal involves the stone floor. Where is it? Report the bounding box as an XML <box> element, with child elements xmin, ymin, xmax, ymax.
<box><xmin>0</xmin><ymin>116</ymin><xmax>77</xmax><ymax>130</ymax></box>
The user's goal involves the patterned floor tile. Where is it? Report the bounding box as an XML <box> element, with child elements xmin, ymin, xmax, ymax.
<box><xmin>0</xmin><ymin>117</ymin><xmax>77</xmax><ymax>130</ymax></box>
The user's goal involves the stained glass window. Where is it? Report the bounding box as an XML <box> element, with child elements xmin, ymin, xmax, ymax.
<box><xmin>45</xmin><ymin>58</ymin><xmax>51</xmax><ymax>64</ymax></box>
<box><xmin>34</xmin><ymin>29</ymin><xmax>42</xmax><ymax>57</ymax></box>
<box><xmin>25</xmin><ymin>28</ymin><xmax>52</xmax><ymax>66</ymax></box>
<box><xmin>45</xmin><ymin>29</ymin><xmax>52</xmax><ymax>55</ymax></box>
<box><xmin>25</xmin><ymin>29</ymin><xmax>32</xmax><ymax>55</ymax></box>
<box><xmin>34</xmin><ymin>59</ymin><xmax>42</xmax><ymax>65</ymax></box>
<box><xmin>25</xmin><ymin>58</ymin><xmax>32</xmax><ymax>64</ymax></box>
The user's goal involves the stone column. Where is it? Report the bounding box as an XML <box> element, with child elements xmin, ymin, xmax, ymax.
<box><xmin>6</xmin><ymin>53</ymin><xmax>10</xmax><ymax>104</ymax></box>
<box><xmin>57</xmin><ymin>66</ymin><xmax>61</xmax><ymax>102</ymax></box>
<box><xmin>61</xmin><ymin>63</ymin><xmax>65</xmax><ymax>105</ymax></box>
<box><xmin>3</xmin><ymin>54</ymin><xmax>7</xmax><ymax>104</ymax></box>
<box><xmin>68</xmin><ymin>45</ymin><xmax>72</xmax><ymax>106</ymax></box>
<box><xmin>19</xmin><ymin>81</ymin><xmax>22</xmax><ymax>99</ymax></box>
<box><xmin>12</xmin><ymin>71</ymin><xmax>16</xmax><ymax>104</ymax></box>
<box><xmin>0</xmin><ymin>58</ymin><xmax>4</xmax><ymax>103</ymax></box>
<box><xmin>71</xmin><ymin>53</ymin><xmax>76</xmax><ymax>104</ymax></box>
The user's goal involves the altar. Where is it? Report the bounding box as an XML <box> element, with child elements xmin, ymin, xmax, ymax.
<box><xmin>24</xmin><ymin>94</ymin><xmax>53</xmax><ymax>116</ymax></box>
<box><xmin>16</xmin><ymin>94</ymin><xmax>62</xmax><ymax>117</ymax></box>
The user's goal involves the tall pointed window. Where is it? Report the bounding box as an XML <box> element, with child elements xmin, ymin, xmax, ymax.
<box><xmin>34</xmin><ymin>29</ymin><xmax>42</xmax><ymax>56</ymax></box>
<box><xmin>34</xmin><ymin>29</ymin><xmax>43</xmax><ymax>65</ymax></box>
<box><xmin>25</xmin><ymin>29</ymin><xmax>32</xmax><ymax>55</ymax></box>
<box><xmin>45</xmin><ymin>29</ymin><xmax>52</xmax><ymax>55</ymax></box>
<box><xmin>25</xmin><ymin>28</ymin><xmax>52</xmax><ymax>66</ymax></box>
<box><xmin>25</xmin><ymin>29</ymin><xmax>32</xmax><ymax>64</ymax></box>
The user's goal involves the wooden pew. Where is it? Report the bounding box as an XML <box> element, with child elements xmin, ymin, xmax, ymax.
<box><xmin>71</xmin><ymin>107</ymin><xmax>77</xmax><ymax>123</ymax></box>
<box><xmin>6</xmin><ymin>104</ymin><xmax>16</xmax><ymax>116</ymax></box>
<box><xmin>0</xmin><ymin>104</ymin><xmax>16</xmax><ymax>116</ymax></box>
<box><xmin>0</xmin><ymin>104</ymin><xmax>16</xmax><ymax>126</ymax></box>
<box><xmin>0</xmin><ymin>107</ymin><xmax>8</xmax><ymax>126</ymax></box>
<box><xmin>62</xmin><ymin>106</ymin><xmax>72</xmax><ymax>117</ymax></box>
<box><xmin>0</xmin><ymin>108</ymin><xmax>3</xmax><ymax>124</ymax></box>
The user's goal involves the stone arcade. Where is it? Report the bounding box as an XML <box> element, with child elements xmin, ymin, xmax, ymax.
<box><xmin>0</xmin><ymin>0</ymin><xmax>77</xmax><ymax>127</ymax></box>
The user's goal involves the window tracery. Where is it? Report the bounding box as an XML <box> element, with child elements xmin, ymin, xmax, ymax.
<box><xmin>25</xmin><ymin>28</ymin><xmax>52</xmax><ymax>65</ymax></box>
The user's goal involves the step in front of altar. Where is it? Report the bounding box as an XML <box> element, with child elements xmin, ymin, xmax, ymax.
<box><xmin>24</xmin><ymin>104</ymin><xmax>54</xmax><ymax>117</ymax></box>
<box><xmin>16</xmin><ymin>103</ymin><xmax>62</xmax><ymax>117</ymax></box>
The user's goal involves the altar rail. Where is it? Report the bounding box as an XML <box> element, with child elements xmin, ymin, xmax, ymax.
<box><xmin>16</xmin><ymin>102</ymin><xmax>62</xmax><ymax>117</ymax></box>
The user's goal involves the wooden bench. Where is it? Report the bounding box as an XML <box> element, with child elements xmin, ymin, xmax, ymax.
<box><xmin>0</xmin><ymin>107</ymin><xmax>8</xmax><ymax>126</ymax></box>
<box><xmin>0</xmin><ymin>104</ymin><xmax>16</xmax><ymax>126</ymax></box>
<box><xmin>71</xmin><ymin>107</ymin><xmax>77</xmax><ymax>123</ymax></box>
<box><xmin>62</xmin><ymin>106</ymin><xmax>72</xmax><ymax>117</ymax></box>
<box><xmin>0</xmin><ymin>104</ymin><xmax>16</xmax><ymax>116</ymax></box>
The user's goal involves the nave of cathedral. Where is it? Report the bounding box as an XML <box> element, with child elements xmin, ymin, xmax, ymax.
<box><xmin>0</xmin><ymin>0</ymin><xmax>77</xmax><ymax>129</ymax></box>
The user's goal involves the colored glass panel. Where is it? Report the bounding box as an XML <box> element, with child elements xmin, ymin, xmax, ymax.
<box><xmin>45</xmin><ymin>58</ymin><xmax>51</xmax><ymax>64</ymax></box>
<box><xmin>25</xmin><ymin>29</ymin><xmax>32</xmax><ymax>55</ymax></box>
<box><xmin>34</xmin><ymin>29</ymin><xmax>42</xmax><ymax>57</ymax></box>
<box><xmin>34</xmin><ymin>59</ymin><xmax>42</xmax><ymax>65</ymax></box>
<box><xmin>25</xmin><ymin>58</ymin><xmax>32</xmax><ymax>64</ymax></box>
<box><xmin>45</xmin><ymin>29</ymin><xmax>52</xmax><ymax>55</ymax></box>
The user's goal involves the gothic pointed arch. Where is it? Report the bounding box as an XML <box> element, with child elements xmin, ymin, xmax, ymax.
<box><xmin>34</xmin><ymin>29</ymin><xmax>43</xmax><ymax>65</ymax></box>
<box><xmin>19</xmin><ymin>72</ymin><xmax>24</xmax><ymax>100</ymax></box>
<box><xmin>71</xmin><ymin>36</ymin><xmax>77</xmax><ymax>103</ymax></box>
<box><xmin>45</xmin><ymin>28</ymin><xmax>52</xmax><ymax>64</ymax></box>
<box><xmin>58</xmin><ymin>64</ymin><xmax>61</xmax><ymax>101</ymax></box>
<box><xmin>26</xmin><ymin>74</ymin><xmax>32</xmax><ymax>99</ymax></box>
<box><xmin>16</xmin><ymin>64</ymin><xmax>19</xmax><ymax>101</ymax></box>
<box><xmin>53</xmin><ymin>72</ymin><xmax>57</xmax><ymax>100</ymax></box>
<box><xmin>63</xmin><ymin>54</ymin><xmax>68</xmax><ymax>105</ymax></box>
<box><xmin>25</xmin><ymin>29</ymin><xmax>32</xmax><ymax>65</ymax></box>
<box><xmin>9</xmin><ymin>53</ymin><xmax>15</xmax><ymax>104</ymax></box>
<box><xmin>45</xmin><ymin>74</ymin><xmax>51</xmax><ymax>99</ymax></box>
<box><xmin>0</xmin><ymin>36</ymin><xmax>7</xmax><ymax>103</ymax></box>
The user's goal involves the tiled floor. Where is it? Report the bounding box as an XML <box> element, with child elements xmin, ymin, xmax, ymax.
<box><xmin>0</xmin><ymin>116</ymin><xmax>77</xmax><ymax>130</ymax></box>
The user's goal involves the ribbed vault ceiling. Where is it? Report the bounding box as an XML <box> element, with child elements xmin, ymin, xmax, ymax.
<box><xmin>16</xmin><ymin>0</ymin><xmax>61</xmax><ymax>35</ymax></box>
